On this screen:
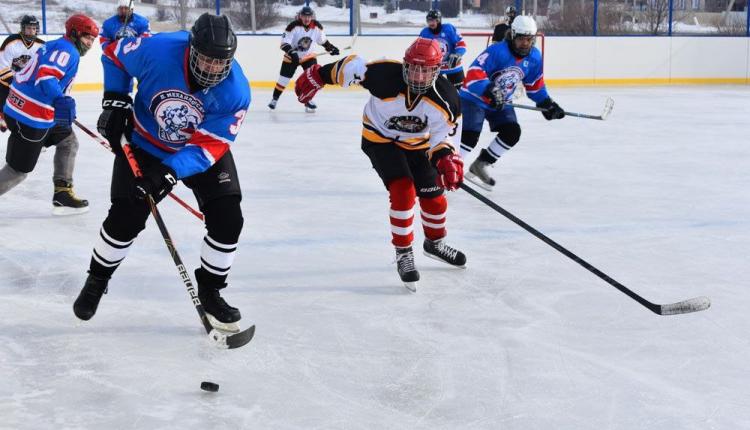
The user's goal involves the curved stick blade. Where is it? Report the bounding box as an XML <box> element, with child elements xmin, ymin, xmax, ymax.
<box><xmin>600</xmin><ymin>97</ymin><xmax>615</xmax><ymax>120</ymax></box>
<box><xmin>660</xmin><ymin>296</ymin><xmax>711</xmax><ymax>315</ymax></box>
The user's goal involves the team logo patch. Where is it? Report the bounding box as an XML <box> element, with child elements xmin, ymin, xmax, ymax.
<box><xmin>491</xmin><ymin>66</ymin><xmax>525</xmax><ymax>102</ymax></box>
<box><xmin>218</xmin><ymin>171</ymin><xmax>231</xmax><ymax>183</ymax></box>
<box><xmin>11</xmin><ymin>55</ymin><xmax>31</xmax><ymax>72</ymax></box>
<box><xmin>297</xmin><ymin>37</ymin><xmax>312</xmax><ymax>52</ymax></box>
<box><xmin>149</xmin><ymin>90</ymin><xmax>205</xmax><ymax>143</ymax></box>
<box><xmin>384</xmin><ymin>115</ymin><xmax>429</xmax><ymax>133</ymax></box>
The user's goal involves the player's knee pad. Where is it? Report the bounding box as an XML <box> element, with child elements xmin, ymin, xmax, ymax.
<box><xmin>387</xmin><ymin>177</ymin><xmax>416</xmax><ymax>210</ymax></box>
<box><xmin>5</xmin><ymin>132</ymin><xmax>43</xmax><ymax>173</ymax></box>
<box><xmin>461</xmin><ymin>130</ymin><xmax>481</xmax><ymax>149</ymax></box>
<box><xmin>103</xmin><ymin>198</ymin><xmax>150</xmax><ymax>241</ymax></box>
<box><xmin>203</xmin><ymin>195</ymin><xmax>244</xmax><ymax>244</ymax></box>
<box><xmin>493</xmin><ymin>123</ymin><xmax>521</xmax><ymax>147</ymax></box>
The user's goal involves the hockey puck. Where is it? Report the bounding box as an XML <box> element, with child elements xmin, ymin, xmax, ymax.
<box><xmin>200</xmin><ymin>381</ymin><xmax>219</xmax><ymax>392</ymax></box>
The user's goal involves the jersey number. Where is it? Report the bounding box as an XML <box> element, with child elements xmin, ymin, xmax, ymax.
<box><xmin>229</xmin><ymin>110</ymin><xmax>246</xmax><ymax>135</ymax></box>
<box><xmin>14</xmin><ymin>50</ymin><xmax>69</xmax><ymax>84</ymax></box>
<box><xmin>476</xmin><ymin>53</ymin><xmax>489</xmax><ymax>66</ymax></box>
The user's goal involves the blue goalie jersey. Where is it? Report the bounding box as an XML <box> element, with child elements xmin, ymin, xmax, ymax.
<box><xmin>103</xmin><ymin>31</ymin><xmax>251</xmax><ymax>179</ymax></box>
<box><xmin>460</xmin><ymin>40</ymin><xmax>549</xmax><ymax>110</ymax></box>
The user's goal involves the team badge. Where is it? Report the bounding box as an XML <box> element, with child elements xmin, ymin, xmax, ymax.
<box><xmin>149</xmin><ymin>90</ymin><xmax>205</xmax><ymax>143</ymax></box>
<box><xmin>297</xmin><ymin>37</ymin><xmax>312</xmax><ymax>52</ymax></box>
<box><xmin>385</xmin><ymin>115</ymin><xmax>429</xmax><ymax>133</ymax></box>
<box><xmin>491</xmin><ymin>66</ymin><xmax>525</xmax><ymax>102</ymax></box>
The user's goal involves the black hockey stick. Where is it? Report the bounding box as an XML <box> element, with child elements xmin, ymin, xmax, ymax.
<box><xmin>123</xmin><ymin>144</ymin><xmax>255</xmax><ymax>348</ymax></box>
<box><xmin>508</xmin><ymin>97</ymin><xmax>614</xmax><ymax>121</ymax></box>
<box><xmin>460</xmin><ymin>182</ymin><xmax>710</xmax><ymax>316</ymax></box>
<box><xmin>74</xmin><ymin>120</ymin><xmax>205</xmax><ymax>221</ymax></box>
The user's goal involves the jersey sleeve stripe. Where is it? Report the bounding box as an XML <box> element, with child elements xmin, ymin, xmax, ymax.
<box><xmin>37</xmin><ymin>65</ymin><xmax>65</xmax><ymax>80</ymax></box>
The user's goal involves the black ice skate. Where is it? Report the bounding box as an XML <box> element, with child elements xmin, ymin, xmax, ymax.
<box><xmin>196</xmin><ymin>270</ymin><xmax>242</xmax><ymax>333</ymax></box>
<box><xmin>424</xmin><ymin>238</ymin><xmax>467</xmax><ymax>268</ymax></box>
<box><xmin>52</xmin><ymin>180</ymin><xmax>89</xmax><ymax>216</ymax></box>
<box><xmin>73</xmin><ymin>273</ymin><xmax>110</xmax><ymax>321</ymax></box>
<box><xmin>268</xmin><ymin>98</ymin><xmax>278</xmax><ymax>110</ymax></box>
<box><xmin>304</xmin><ymin>101</ymin><xmax>317</xmax><ymax>113</ymax></box>
<box><xmin>466</xmin><ymin>159</ymin><xmax>496</xmax><ymax>191</ymax></box>
<box><xmin>396</xmin><ymin>246</ymin><xmax>420</xmax><ymax>293</ymax></box>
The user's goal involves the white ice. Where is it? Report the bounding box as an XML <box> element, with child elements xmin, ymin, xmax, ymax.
<box><xmin>0</xmin><ymin>86</ymin><xmax>748</xmax><ymax>429</ymax></box>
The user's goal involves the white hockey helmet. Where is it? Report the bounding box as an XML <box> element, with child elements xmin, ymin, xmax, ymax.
<box><xmin>511</xmin><ymin>15</ymin><xmax>537</xmax><ymax>38</ymax></box>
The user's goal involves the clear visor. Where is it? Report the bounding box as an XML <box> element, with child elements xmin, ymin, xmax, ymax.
<box><xmin>189</xmin><ymin>47</ymin><xmax>233</xmax><ymax>88</ymax></box>
<box><xmin>402</xmin><ymin>63</ymin><xmax>440</xmax><ymax>95</ymax></box>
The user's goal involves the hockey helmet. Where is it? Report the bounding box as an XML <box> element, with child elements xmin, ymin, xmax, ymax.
<box><xmin>20</xmin><ymin>15</ymin><xmax>39</xmax><ymax>41</ymax></box>
<box><xmin>402</xmin><ymin>37</ymin><xmax>442</xmax><ymax>94</ymax></box>
<box><xmin>510</xmin><ymin>15</ymin><xmax>537</xmax><ymax>57</ymax></box>
<box><xmin>65</xmin><ymin>14</ymin><xmax>100</xmax><ymax>56</ymax></box>
<box><xmin>189</xmin><ymin>13</ymin><xmax>237</xmax><ymax>88</ymax></box>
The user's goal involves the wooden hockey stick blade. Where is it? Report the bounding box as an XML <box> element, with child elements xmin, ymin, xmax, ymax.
<box><xmin>658</xmin><ymin>296</ymin><xmax>711</xmax><ymax>315</ymax></box>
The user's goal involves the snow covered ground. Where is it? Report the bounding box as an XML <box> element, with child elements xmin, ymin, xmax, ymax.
<box><xmin>0</xmin><ymin>86</ymin><xmax>748</xmax><ymax>429</ymax></box>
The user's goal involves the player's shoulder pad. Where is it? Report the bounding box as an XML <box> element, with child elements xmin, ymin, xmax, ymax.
<box><xmin>0</xmin><ymin>34</ymin><xmax>23</xmax><ymax>50</ymax></box>
<box><xmin>313</xmin><ymin>20</ymin><xmax>324</xmax><ymax>30</ymax></box>
<box><xmin>285</xmin><ymin>20</ymin><xmax>302</xmax><ymax>32</ymax></box>
<box><xmin>362</xmin><ymin>60</ymin><xmax>404</xmax><ymax>99</ymax></box>
<box><xmin>426</xmin><ymin>76</ymin><xmax>461</xmax><ymax>123</ymax></box>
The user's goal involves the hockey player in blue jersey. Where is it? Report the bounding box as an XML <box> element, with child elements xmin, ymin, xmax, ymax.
<box><xmin>460</xmin><ymin>16</ymin><xmax>565</xmax><ymax>190</ymax></box>
<box><xmin>0</xmin><ymin>14</ymin><xmax>98</xmax><ymax>214</ymax></box>
<box><xmin>74</xmin><ymin>14</ymin><xmax>251</xmax><ymax>334</ymax></box>
<box><xmin>100</xmin><ymin>0</ymin><xmax>151</xmax><ymax>94</ymax></box>
<box><xmin>419</xmin><ymin>9</ymin><xmax>467</xmax><ymax>89</ymax></box>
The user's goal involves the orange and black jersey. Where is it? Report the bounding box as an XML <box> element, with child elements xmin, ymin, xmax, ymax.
<box><xmin>319</xmin><ymin>56</ymin><xmax>461</xmax><ymax>157</ymax></box>
<box><xmin>0</xmin><ymin>34</ymin><xmax>45</xmax><ymax>83</ymax></box>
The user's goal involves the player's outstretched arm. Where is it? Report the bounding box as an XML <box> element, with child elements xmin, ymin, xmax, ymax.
<box><xmin>295</xmin><ymin>55</ymin><xmax>366</xmax><ymax>103</ymax></box>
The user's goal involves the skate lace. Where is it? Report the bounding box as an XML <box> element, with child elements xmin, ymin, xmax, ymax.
<box><xmin>436</xmin><ymin>241</ymin><xmax>459</xmax><ymax>261</ymax></box>
<box><xmin>396</xmin><ymin>252</ymin><xmax>416</xmax><ymax>272</ymax></box>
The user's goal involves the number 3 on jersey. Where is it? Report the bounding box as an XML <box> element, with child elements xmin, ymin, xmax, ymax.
<box><xmin>229</xmin><ymin>110</ymin><xmax>246</xmax><ymax>135</ymax></box>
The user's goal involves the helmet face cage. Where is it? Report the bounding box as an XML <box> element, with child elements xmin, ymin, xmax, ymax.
<box><xmin>510</xmin><ymin>16</ymin><xmax>537</xmax><ymax>56</ymax></box>
<box><xmin>402</xmin><ymin>63</ymin><xmax>440</xmax><ymax>95</ymax></box>
<box><xmin>189</xmin><ymin>46</ymin><xmax>233</xmax><ymax>88</ymax></box>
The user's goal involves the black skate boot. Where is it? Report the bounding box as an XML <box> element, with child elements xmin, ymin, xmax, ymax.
<box><xmin>52</xmin><ymin>180</ymin><xmax>89</xmax><ymax>216</ymax></box>
<box><xmin>304</xmin><ymin>101</ymin><xmax>317</xmax><ymax>113</ymax></box>
<box><xmin>466</xmin><ymin>150</ymin><xmax>497</xmax><ymax>191</ymax></box>
<box><xmin>195</xmin><ymin>269</ymin><xmax>241</xmax><ymax>333</ymax></box>
<box><xmin>73</xmin><ymin>273</ymin><xmax>110</xmax><ymax>321</ymax></box>
<box><xmin>267</xmin><ymin>98</ymin><xmax>278</xmax><ymax>110</ymax></box>
<box><xmin>424</xmin><ymin>238</ymin><xmax>467</xmax><ymax>268</ymax></box>
<box><xmin>396</xmin><ymin>246</ymin><xmax>420</xmax><ymax>293</ymax></box>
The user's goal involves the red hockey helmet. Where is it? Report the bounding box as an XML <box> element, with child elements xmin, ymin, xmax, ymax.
<box><xmin>403</xmin><ymin>37</ymin><xmax>442</xmax><ymax>94</ymax></box>
<box><xmin>65</xmin><ymin>14</ymin><xmax>99</xmax><ymax>56</ymax></box>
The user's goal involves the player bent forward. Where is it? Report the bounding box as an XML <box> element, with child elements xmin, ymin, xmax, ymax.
<box><xmin>73</xmin><ymin>14</ymin><xmax>250</xmax><ymax>333</ymax></box>
<box><xmin>295</xmin><ymin>37</ymin><xmax>466</xmax><ymax>292</ymax></box>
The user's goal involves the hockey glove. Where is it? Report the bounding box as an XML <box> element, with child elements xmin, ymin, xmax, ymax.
<box><xmin>433</xmin><ymin>150</ymin><xmax>464</xmax><ymax>191</ymax></box>
<box><xmin>97</xmin><ymin>92</ymin><xmax>133</xmax><ymax>155</ymax></box>
<box><xmin>482</xmin><ymin>84</ymin><xmax>505</xmax><ymax>110</ymax></box>
<box><xmin>325</xmin><ymin>42</ymin><xmax>340</xmax><ymax>56</ymax></box>
<box><xmin>53</xmin><ymin>96</ymin><xmax>76</xmax><ymax>128</ymax></box>
<box><xmin>134</xmin><ymin>163</ymin><xmax>177</xmax><ymax>203</ymax></box>
<box><xmin>537</xmin><ymin>98</ymin><xmax>565</xmax><ymax>120</ymax></box>
<box><xmin>295</xmin><ymin>64</ymin><xmax>326</xmax><ymax>104</ymax></box>
<box><xmin>446</xmin><ymin>53</ymin><xmax>462</xmax><ymax>69</ymax></box>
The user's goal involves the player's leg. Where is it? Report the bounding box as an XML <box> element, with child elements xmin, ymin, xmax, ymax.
<box><xmin>459</xmin><ymin>99</ymin><xmax>487</xmax><ymax>159</ymax></box>
<box><xmin>361</xmin><ymin>138</ymin><xmax>419</xmax><ymax>291</ymax></box>
<box><xmin>74</xmin><ymin>151</ymin><xmax>155</xmax><ymax>321</ymax></box>
<box><xmin>467</xmin><ymin>107</ymin><xmax>520</xmax><ymax>191</ymax></box>
<box><xmin>300</xmin><ymin>58</ymin><xmax>319</xmax><ymax>112</ymax></box>
<box><xmin>269</xmin><ymin>56</ymin><xmax>298</xmax><ymax>109</ymax></box>
<box><xmin>444</xmin><ymin>69</ymin><xmax>465</xmax><ymax>90</ymax></box>
<box><xmin>407</xmin><ymin>149</ymin><xmax>466</xmax><ymax>268</ymax></box>
<box><xmin>48</xmin><ymin>127</ymin><xmax>89</xmax><ymax>215</ymax></box>
<box><xmin>183</xmin><ymin>150</ymin><xmax>243</xmax><ymax>332</ymax></box>
<box><xmin>0</xmin><ymin>116</ymin><xmax>45</xmax><ymax>197</ymax></box>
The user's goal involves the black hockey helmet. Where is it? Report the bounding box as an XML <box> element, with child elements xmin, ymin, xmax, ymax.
<box><xmin>297</xmin><ymin>6</ymin><xmax>315</xmax><ymax>21</ymax></box>
<box><xmin>426</xmin><ymin>9</ymin><xmax>442</xmax><ymax>23</ymax></box>
<box><xmin>189</xmin><ymin>13</ymin><xmax>237</xmax><ymax>88</ymax></box>
<box><xmin>20</xmin><ymin>15</ymin><xmax>39</xmax><ymax>41</ymax></box>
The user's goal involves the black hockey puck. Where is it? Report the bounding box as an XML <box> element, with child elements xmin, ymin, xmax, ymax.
<box><xmin>200</xmin><ymin>381</ymin><xmax>219</xmax><ymax>392</ymax></box>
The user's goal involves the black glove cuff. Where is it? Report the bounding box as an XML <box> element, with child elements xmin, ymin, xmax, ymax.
<box><xmin>536</xmin><ymin>98</ymin><xmax>553</xmax><ymax>109</ymax></box>
<box><xmin>102</xmin><ymin>91</ymin><xmax>133</xmax><ymax>110</ymax></box>
<box><xmin>281</xmin><ymin>43</ymin><xmax>294</xmax><ymax>54</ymax></box>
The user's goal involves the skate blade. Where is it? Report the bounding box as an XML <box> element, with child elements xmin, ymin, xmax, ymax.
<box><xmin>206</xmin><ymin>313</ymin><xmax>241</xmax><ymax>334</ymax></box>
<box><xmin>464</xmin><ymin>173</ymin><xmax>494</xmax><ymax>191</ymax></box>
<box><xmin>423</xmin><ymin>251</ymin><xmax>467</xmax><ymax>269</ymax></box>
<box><xmin>52</xmin><ymin>206</ymin><xmax>90</xmax><ymax>216</ymax></box>
<box><xmin>403</xmin><ymin>281</ymin><xmax>417</xmax><ymax>293</ymax></box>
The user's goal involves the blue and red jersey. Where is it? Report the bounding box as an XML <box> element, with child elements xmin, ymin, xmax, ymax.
<box><xmin>418</xmin><ymin>23</ymin><xmax>467</xmax><ymax>74</ymax></box>
<box><xmin>103</xmin><ymin>31</ymin><xmax>251</xmax><ymax>179</ymax></box>
<box><xmin>3</xmin><ymin>37</ymin><xmax>80</xmax><ymax>129</ymax></box>
<box><xmin>460</xmin><ymin>40</ymin><xmax>549</xmax><ymax>110</ymax></box>
<box><xmin>99</xmin><ymin>13</ymin><xmax>151</xmax><ymax>50</ymax></box>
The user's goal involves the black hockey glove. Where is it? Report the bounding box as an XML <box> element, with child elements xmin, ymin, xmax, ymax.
<box><xmin>324</xmin><ymin>41</ymin><xmax>340</xmax><ymax>56</ymax></box>
<box><xmin>537</xmin><ymin>98</ymin><xmax>565</xmax><ymax>120</ymax></box>
<box><xmin>482</xmin><ymin>84</ymin><xmax>505</xmax><ymax>110</ymax></box>
<box><xmin>133</xmin><ymin>163</ymin><xmax>178</xmax><ymax>203</ymax></box>
<box><xmin>282</xmin><ymin>44</ymin><xmax>300</xmax><ymax>64</ymax></box>
<box><xmin>97</xmin><ymin>91</ymin><xmax>133</xmax><ymax>155</ymax></box>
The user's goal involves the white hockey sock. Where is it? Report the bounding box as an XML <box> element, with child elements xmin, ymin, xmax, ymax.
<box><xmin>200</xmin><ymin>235</ymin><xmax>237</xmax><ymax>277</ymax></box>
<box><xmin>92</xmin><ymin>227</ymin><xmax>133</xmax><ymax>270</ymax></box>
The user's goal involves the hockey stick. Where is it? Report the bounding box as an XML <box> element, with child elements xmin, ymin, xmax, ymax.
<box><xmin>122</xmin><ymin>143</ymin><xmax>255</xmax><ymax>349</ymax></box>
<box><xmin>309</xmin><ymin>33</ymin><xmax>358</xmax><ymax>59</ymax></box>
<box><xmin>508</xmin><ymin>97</ymin><xmax>615</xmax><ymax>121</ymax></box>
<box><xmin>73</xmin><ymin>120</ymin><xmax>205</xmax><ymax>222</ymax></box>
<box><xmin>459</xmin><ymin>182</ymin><xmax>710</xmax><ymax>316</ymax></box>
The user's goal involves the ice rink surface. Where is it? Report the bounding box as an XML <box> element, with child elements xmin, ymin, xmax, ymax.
<box><xmin>0</xmin><ymin>86</ymin><xmax>748</xmax><ymax>429</ymax></box>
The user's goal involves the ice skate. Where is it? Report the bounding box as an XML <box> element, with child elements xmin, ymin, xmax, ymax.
<box><xmin>304</xmin><ymin>101</ymin><xmax>317</xmax><ymax>113</ymax></box>
<box><xmin>73</xmin><ymin>273</ymin><xmax>110</xmax><ymax>321</ymax></box>
<box><xmin>423</xmin><ymin>238</ymin><xmax>467</xmax><ymax>268</ymax></box>
<box><xmin>465</xmin><ymin>159</ymin><xmax>496</xmax><ymax>191</ymax></box>
<box><xmin>196</xmin><ymin>270</ymin><xmax>241</xmax><ymax>333</ymax></box>
<box><xmin>52</xmin><ymin>180</ymin><xmax>89</xmax><ymax>216</ymax></box>
<box><xmin>396</xmin><ymin>246</ymin><xmax>420</xmax><ymax>293</ymax></box>
<box><xmin>267</xmin><ymin>98</ymin><xmax>278</xmax><ymax>110</ymax></box>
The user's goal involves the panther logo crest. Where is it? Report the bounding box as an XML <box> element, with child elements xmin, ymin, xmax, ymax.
<box><xmin>150</xmin><ymin>90</ymin><xmax>205</xmax><ymax>143</ymax></box>
<box><xmin>384</xmin><ymin>115</ymin><xmax>429</xmax><ymax>133</ymax></box>
<box><xmin>297</xmin><ymin>37</ymin><xmax>312</xmax><ymax>52</ymax></box>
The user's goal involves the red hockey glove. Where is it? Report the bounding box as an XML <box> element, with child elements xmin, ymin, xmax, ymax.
<box><xmin>295</xmin><ymin>64</ymin><xmax>325</xmax><ymax>104</ymax></box>
<box><xmin>435</xmin><ymin>153</ymin><xmax>464</xmax><ymax>191</ymax></box>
